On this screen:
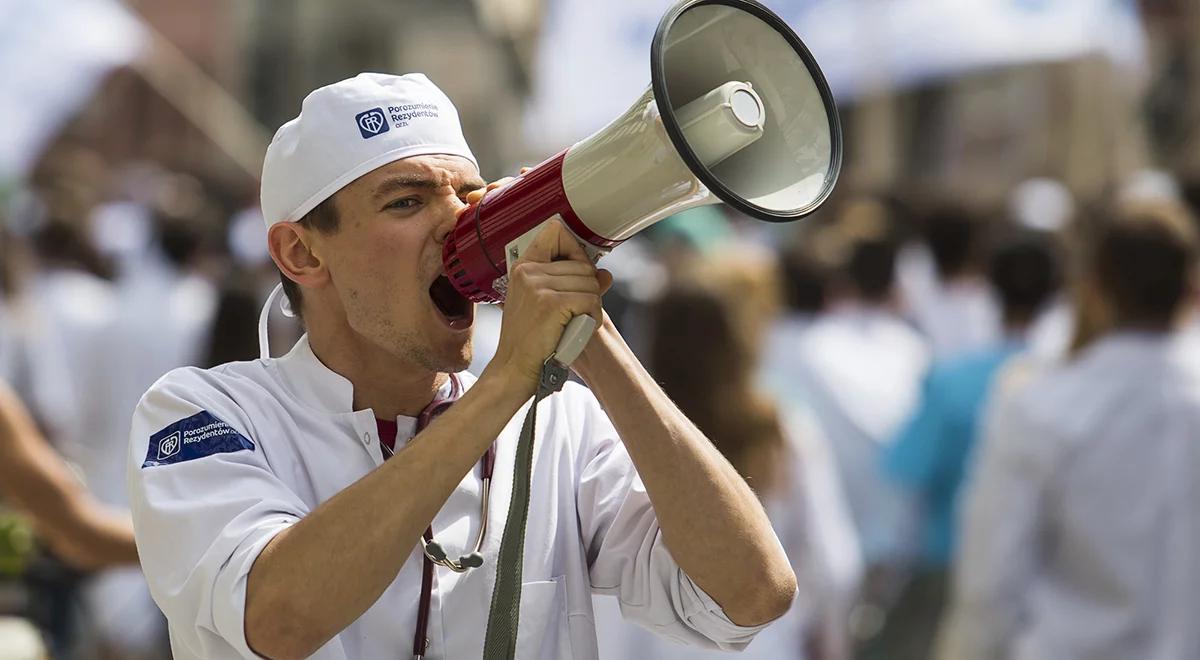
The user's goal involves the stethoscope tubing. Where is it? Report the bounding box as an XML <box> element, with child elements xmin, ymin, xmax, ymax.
<box><xmin>378</xmin><ymin>372</ymin><xmax>496</xmax><ymax>658</ymax></box>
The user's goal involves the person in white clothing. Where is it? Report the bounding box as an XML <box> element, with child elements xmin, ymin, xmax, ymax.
<box><xmin>126</xmin><ymin>73</ymin><xmax>795</xmax><ymax>660</ymax></box>
<box><xmin>780</xmin><ymin>200</ymin><xmax>929</xmax><ymax>573</ymax></box>
<box><xmin>937</xmin><ymin>200</ymin><xmax>1200</xmax><ymax>660</ymax></box>
<box><xmin>98</xmin><ymin>202</ymin><xmax>220</xmax><ymax>660</ymax></box>
<box><xmin>602</xmin><ymin>257</ymin><xmax>860</xmax><ymax>660</ymax></box>
<box><xmin>26</xmin><ymin>218</ymin><xmax>124</xmax><ymax>473</ymax></box>
<box><xmin>897</xmin><ymin>202</ymin><xmax>1001</xmax><ymax>359</ymax></box>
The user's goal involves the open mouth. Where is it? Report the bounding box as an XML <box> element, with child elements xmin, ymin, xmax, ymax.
<box><xmin>429</xmin><ymin>275</ymin><xmax>473</xmax><ymax>330</ymax></box>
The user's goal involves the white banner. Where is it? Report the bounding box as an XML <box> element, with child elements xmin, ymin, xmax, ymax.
<box><xmin>523</xmin><ymin>0</ymin><xmax>672</xmax><ymax>155</ymax></box>
<box><xmin>780</xmin><ymin>0</ymin><xmax>1146</xmax><ymax>98</ymax></box>
<box><xmin>524</xmin><ymin>0</ymin><xmax>1146</xmax><ymax>152</ymax></box>
<box><xmin>0</xmin><ymin>0</ymin><xmax>146</xmax><ymax>180</ymax></box>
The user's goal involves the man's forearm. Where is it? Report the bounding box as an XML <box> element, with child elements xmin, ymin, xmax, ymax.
<box><xmin>0</xmin><ymin>384</ymin><xmax>139</xmax><ymax>570</ymax></box>
<box><xmin>574</xmin><ymin>321</ymin><xmax>796</xmax><ymax>626</ymax></box>
<box><xmin>37</xmin><ymin>498</ymin><xmax>139</xmax><ymax>570</ymax></box>
<box><xmin>245</xmin><ymin>368</ymin><xmax>529</xmax><ymax>658</ymax></box>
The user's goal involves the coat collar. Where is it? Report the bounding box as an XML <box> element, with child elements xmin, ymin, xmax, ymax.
<box><xmin>273</xmin><ymin>334</ymin><xmax>357</xmax><ymax>414</ymax></box>
<box><xmin>270</xmin><ymin>334</ymin><xmax>474</xmax><ymax>419</ymax></box>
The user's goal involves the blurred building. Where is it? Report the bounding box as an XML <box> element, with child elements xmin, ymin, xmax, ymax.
<box><xmin>24</xmin><ymin>0</ymin><xmax>1200</xmax><ymax>212</ymax></box>
<box><xmin>36</xmin><ymin>0</ymin><xmax>530</xmax><ymax>203</ymax></box>
<box><xmin>234</xmin><ymin>0</ymin><xmax>528</xmax><ymax>178</ymax></box>
<box><xmin>1142</xmin><ymin>0</ymin><xmax>1200</xmax><ymax>179</ymax></box>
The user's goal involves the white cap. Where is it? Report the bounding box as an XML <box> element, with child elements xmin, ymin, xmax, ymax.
<box><xmin>1119</xmin><ymin>168</ymin><xmax>1182</xmax><ymax>206</ymax></box>
<box><xmin>260</xmin><ymin>72</ymin><xmax>478</xmax><ymax>227</ymax></box>
<box><xmin>1009</xmin><ymin>178</ymin><xmax>1075</xmax><ymax>233</ymax></box>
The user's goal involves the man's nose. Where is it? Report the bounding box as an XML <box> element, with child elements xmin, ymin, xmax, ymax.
<box><xmin>435</xmin><ymin>195</ymin><xmax>469</xmax><ymax>245</ymax></box>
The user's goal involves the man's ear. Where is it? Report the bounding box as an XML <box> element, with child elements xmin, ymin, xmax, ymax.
<box><xmin>268</xmin><ymin>222</ymin><xmax>327</xmax><ymax>289</ymax></box>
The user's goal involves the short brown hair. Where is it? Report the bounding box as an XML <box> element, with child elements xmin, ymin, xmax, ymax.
<box><xmin>279</xmin><ymin>194</ymin><xmax>341</xmax><ymax>321</ymax></box>
<box><xmin>1093</xmin><ymin>202</ymin><xmax>1198</xmax><ymax>330</ymax></box>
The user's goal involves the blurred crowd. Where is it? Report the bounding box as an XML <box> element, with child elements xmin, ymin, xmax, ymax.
<box><xmin>2</xmin><ymin>0</ymin><xmax>1200</xmax><ymax>659</ymax></box>
<box><xmin>6</xmin><ymin>148</ymin><xmax>1200</xmax><ymax>660</ymax></box>
<box><xmin>591</xmin><ymin>175</ymin><xmax>1200</xmax><ymax>660</ymax></box>
<box><xmin>0</xmin><ymin>146</ymin><xmax>285</xmax><ymax>659</ymax></box>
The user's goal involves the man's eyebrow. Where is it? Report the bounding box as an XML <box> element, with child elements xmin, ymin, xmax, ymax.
<box><xmin>373</xmin><ymin>176</ymin><xmax>488</xmax><ymax>200</ymax></box>
<box><xmin>458</xmin><ymin>179</ymin><xmax>487</xmax><ymax>195</ymax></box>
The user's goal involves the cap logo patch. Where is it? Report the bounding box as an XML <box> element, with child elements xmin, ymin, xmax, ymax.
<box><xmin>356</xmin><ymin>107</ymin><xmax>390</xmax><ymax>139</ymax></box>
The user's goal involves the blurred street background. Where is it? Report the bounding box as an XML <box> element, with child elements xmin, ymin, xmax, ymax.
<box><xmin>2</xmin><ymin>0</ymin><xmax>1200</xmax><ymax>659</ymax></box>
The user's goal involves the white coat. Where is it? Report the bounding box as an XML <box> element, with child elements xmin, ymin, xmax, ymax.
<box><xmin>896</xmin><ymin>242</ymin><xmax>1001</xmax><ymax>359</ymax></box>
<box><xmin>127</xmin><ymin>335</ymin><xmax>768</xmax><ymax>659</ymax></box>
<box><xmin>771</xmin><ymin>306</ymin><xmax>929</xmax><ymax>566</ymax></box>
<box><xmin>938</xmin><ymin>332</ymin><xmax>1200</xmax><ymax>660</ymax></box>
<box><xmin>29</xmin><ymin>269</ymin><xmax>124</xmax><ymax>480</ymax></box>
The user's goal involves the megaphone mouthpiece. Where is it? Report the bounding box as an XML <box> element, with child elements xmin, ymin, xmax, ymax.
<box><xmin>675</xmin><ymin>81</ymin><xmax>765</xmax><ymax>169</ymax></box>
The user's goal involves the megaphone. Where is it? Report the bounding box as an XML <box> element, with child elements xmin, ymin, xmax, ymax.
<box><xmin>444</xmin><ymin>0</ymin><xmax>842</xmax><ymax>365</ymax></box>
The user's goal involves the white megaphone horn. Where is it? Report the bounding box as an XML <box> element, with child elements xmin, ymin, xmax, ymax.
<box><xmin>443</xmin><ymin>0</ymin><xmax>842</xmax><ymax>366</ymax></box>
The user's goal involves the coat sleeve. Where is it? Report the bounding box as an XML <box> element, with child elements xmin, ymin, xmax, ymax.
<box><xmin>126</xmin><ymin>368</ymin><xmax>311</xmax><ymax>659</ymax></box>
<box><xmin>566</xmin><ymin>384</ymin><xmax>774</xmax><ymax>651</ymax></box>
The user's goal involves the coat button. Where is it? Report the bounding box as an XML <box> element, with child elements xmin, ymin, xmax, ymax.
<box><xmin>362</xmin><ymin>433</ymin><xmax>371</xmax><ymax>445</ymax></box>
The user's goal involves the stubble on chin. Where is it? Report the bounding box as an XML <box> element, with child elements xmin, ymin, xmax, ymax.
<box><xmin>362</xmin><ymin>299</ymin><xmax>473</xmax><ymax>373</ymax></box>
<box><xmin>395</xmin><ymin>331</ymin><xmax>473</xmax><ymax>375</ymax></box>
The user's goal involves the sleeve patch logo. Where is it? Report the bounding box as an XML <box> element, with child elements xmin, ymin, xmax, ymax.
<box><xmin>142</xmin><ymin>410</ymin><xmax>255</xmax><ymax>468</ymax></box>
<box><xmin>157</xmin><ymin>431</ymin><xmax>181</xmax><ymax>460</ymax></box>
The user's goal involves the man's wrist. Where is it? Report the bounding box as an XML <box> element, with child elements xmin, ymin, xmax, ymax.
<box><xmin>475</xmin><ymin>361</ymin><xmax>539</xmax><ymax>409</ymax></box>
<box><xmin>571</xmin><ymin>315</ymin><xmax>626</xmax><ymax>386</ymax></box>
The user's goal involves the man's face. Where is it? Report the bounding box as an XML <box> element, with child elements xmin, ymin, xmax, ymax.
<box><xmin>312</xmin><ymin>154</ymin><xmax>486</xmax><ymax>373</ymax></box>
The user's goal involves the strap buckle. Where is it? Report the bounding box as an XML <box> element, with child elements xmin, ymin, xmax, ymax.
<box><xmin>539</xmin><ymin>356</ymin><xmax>569</xmax><ymax>395</ymax></box>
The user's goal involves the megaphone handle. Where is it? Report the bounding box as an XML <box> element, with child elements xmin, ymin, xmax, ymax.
<box><xmin>503</xmin><ymin>216</ymin><xmax>605</xmax><ymax>368</ymax></box>
<box><xmin>552</xmin><ymin>314</ymin><xmax>597</xmax><ymax>367</ymax></box>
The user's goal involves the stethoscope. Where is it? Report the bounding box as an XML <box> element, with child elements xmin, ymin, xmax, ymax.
<box><xmin>379</xmin><ymin>373</ymin><xmax>497</xmax><ymax>572</ymax></box>
<box><xmin>256</xmin><ymin>286</ymin><xmax>495</xmax><ymax>658</ymax></box>
<box><xmin>378</xmin><ymin>372</ymin><xmax>497</xmax><ymax>659</ymax></box>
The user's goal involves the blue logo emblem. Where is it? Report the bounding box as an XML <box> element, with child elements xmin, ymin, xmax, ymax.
<box><xmin>356</xmin><ymin>108</ymin><xmax>390</xmax><ymax>139</ymax></box>
<box><xmin>157</xmin><ymin>431</ymin><xmax>181</xmax><ymax>460</ymax></box>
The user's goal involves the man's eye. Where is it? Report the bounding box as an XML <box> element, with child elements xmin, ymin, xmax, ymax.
<box><xmin>386</xmin><ymin>197</ymin><xmax>420</xmax><ymax>211</ymax></box>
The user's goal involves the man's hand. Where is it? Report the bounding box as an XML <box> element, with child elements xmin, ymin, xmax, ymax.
<box><xmin>485</xmin><ymin>218</ymin><xmax>612</xmax><ymax>395</ymax></box>
<box><xmin>462</xmin><ymin>172</ymin><xmax>521</xmax><ymax>206</ymax></box>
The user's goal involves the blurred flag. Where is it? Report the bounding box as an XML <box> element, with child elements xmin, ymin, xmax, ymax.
<box><xmin>785</xmin><ymin>0</ymin><xmax>1147</xmax><ymax>98</ymax></box>
<box><xmin>0</xmin><ymin>0</ymin><xmax>146</xmax><ymax>181</ymax></box>
<box><xmin>524</xmin><ymin>0</ymin><xmax>1146</xmax><ymax>150</ymax></box>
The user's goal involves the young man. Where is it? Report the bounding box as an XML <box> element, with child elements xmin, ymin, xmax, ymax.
<box><xmin>127</xmin><ymin>73</ymin><xmax>794</xmax><ymax>659</ymax></box>
<box><xmin>937</xmin><ymin>201</ymin><xmax>1200</xmax><ymax>660</ymax></box>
